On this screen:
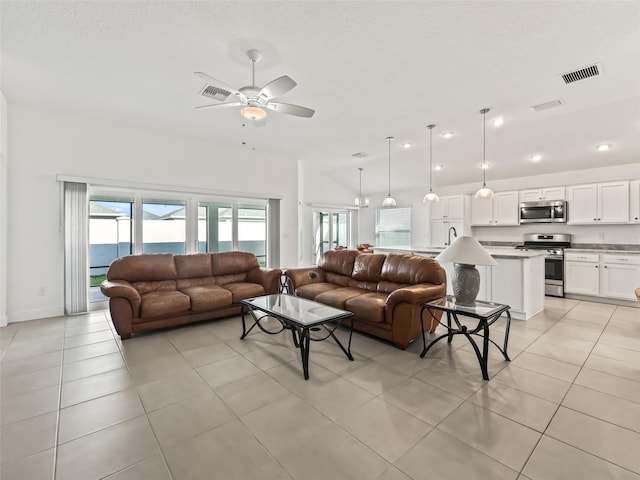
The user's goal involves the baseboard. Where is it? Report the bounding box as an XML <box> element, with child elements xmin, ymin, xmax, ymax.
<box><xmin>564</xmin><ymin>293</ymin><xmax>640</xmax><ymax>309</ymax></box>
<box><xmin>0</xmin><ymin>314</ymin><xmax>7</xmax><ymax>327</ymax></box>
<box><xmin>8</xmin><ymin>306</ymin><xmax>65</xmax><ymax>323</ymax></box>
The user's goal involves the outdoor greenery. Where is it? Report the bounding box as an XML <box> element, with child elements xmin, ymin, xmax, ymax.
<box><xmin>90</xmin><ymin>274</ymin><xmax>106</xmax><ymax>287</ymax></box>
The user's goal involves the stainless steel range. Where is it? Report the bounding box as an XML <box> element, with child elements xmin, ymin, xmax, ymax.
<box><xmin>515</xmin><ymin>233</ymin><xmax>571</xmax><ymax>298</ymax></box>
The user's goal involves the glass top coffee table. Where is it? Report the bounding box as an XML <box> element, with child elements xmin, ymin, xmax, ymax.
<box><xmin>241</xmin><ymin>294</ymin><xmax>354</xmax><ymax>380</ymax></box>
<box><xmin>420</xmin><ymin>295</ymin><xmax>512</xmax><ymax>380</ymax></box>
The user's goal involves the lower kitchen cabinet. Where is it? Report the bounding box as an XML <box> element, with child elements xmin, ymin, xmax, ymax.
<box><xmin>565</xmin><ymin>251</ymin><xmax>640</xmax><ymax>301</ymax></box>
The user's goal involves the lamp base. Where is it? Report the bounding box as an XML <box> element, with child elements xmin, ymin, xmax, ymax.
<box><xmin>453</xmin><ymin>263</ymin><xmax>480</xmax><ymax>306</ymax></box>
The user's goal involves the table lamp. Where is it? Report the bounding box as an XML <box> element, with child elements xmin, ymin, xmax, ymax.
<box><xmin>435</xmin><ymin>236</ymin><xmax>498</xmax><ymax>305</ymax></box>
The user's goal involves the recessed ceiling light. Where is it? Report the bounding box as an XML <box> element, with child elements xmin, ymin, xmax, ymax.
<box><xmin>493</xmin><ymin>117</ymin><xmax>504</xmax><ymax>127</ymax></box>
<box><xmin>403</xmin><ymin>143</ymin><xmax>412</xmax><ymax>149</ymax></box>
<box><xmin>531</xmin><ymin>154</ymin><xmax>543</xmax><ymax>162</ymax></box>
<box><xmin>442</xmin><ymin>132</ymin><xmax>454</xmax><ymax>139</ymax></box>
<box><xmin>434</xmin><ymin>164</ymin><xmax>443</xmax><ymax>171</ymax></box>
<box><xmin>597</xmin><ymin>143</ymin><xmax>613</xmax><ymax>152</ymax></box>
<box><xmin>481</xmin><ymin>163</ymin><xmax>490</xmax><ymax>169</ymax></box>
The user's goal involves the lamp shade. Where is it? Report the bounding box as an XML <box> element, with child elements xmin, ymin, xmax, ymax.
<box><xmin>435</xmin><ymin>236</ymin><xmax>497</xmax><ymax>266</ymax></box>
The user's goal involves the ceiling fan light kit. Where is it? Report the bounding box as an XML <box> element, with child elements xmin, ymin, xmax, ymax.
<box><xmin>475</xmin><ymin>108</ymin><xmax>495</xmax><ymax>200</ymax></box>
<box><xmin>423</xmin><ymin>124</ymin><xmax>440</xmax><ymax>204</ymax></box>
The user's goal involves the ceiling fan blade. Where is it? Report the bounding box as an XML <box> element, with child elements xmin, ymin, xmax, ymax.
<box><xmin>265</xmin><ymin>102</ymin><xmax>315</xmax><ymax>118</ymax></box>
<box><xmin>194</xmin><ymin>71</ymin><xmax>246</xmax><ymax>101</ymax></box>
<box><xmin>259</xmin><ymin>76</ymin><xmax>297</xmax><ymax>100</ymax></box>
<box><xmin>194</xmin><ymin>102</ymin><xmax>244</xmax><ymax>110</ymax></box>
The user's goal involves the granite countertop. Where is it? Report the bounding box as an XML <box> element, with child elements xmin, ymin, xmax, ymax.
<box><xmin>372</xmin><ymin>245</ymin><xmax>546</xmax><ymax>259</ymax></box>
<box><xmin>566</xmin><ymin>248</ymin><xmax>640</xmax><ymax>255</ymax></box>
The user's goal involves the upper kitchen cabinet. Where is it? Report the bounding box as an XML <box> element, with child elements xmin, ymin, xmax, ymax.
<box><xmin>429</xmin><ymin>195</ymin><xmax>466</xmax><ymax>220</ymax></box>
<box><xmin>567</xmin><ymin>181</ymin><xmax>629</xmax><ymax>224</ymax></box>
<box><xmin>471</xmin><ymin>191</ymin><xmax>519</xmax><ymax>226</ymax></box>
<box><xmin>631</xmin><ymin>180</ymin><xmax>640</xmax><ymax>223</ymax></box>
<box><xmin>519</xmin><ymin>187</ymin><xmax>565</xmax><ymax>202</ymax></box>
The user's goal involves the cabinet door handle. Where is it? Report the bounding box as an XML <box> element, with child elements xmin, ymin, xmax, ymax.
<box><xmin>593</xmin><ymin>218</ymin><xmax>597</xmax><ymax>221</ymax></box>
<box><xmin>604</xmin><ymin>265</ymin><xmax>607</xmax><ymax>268</ymax></box>
<box><xmin>595</xmin><ymin>265</ymin><xmax>599</xmax><ymax>268</ymax></box>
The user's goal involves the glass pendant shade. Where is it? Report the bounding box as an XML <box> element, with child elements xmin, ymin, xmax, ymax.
<box><xmin>474</xmin><ymin>108</ymin><xmax>494</xmax><ymax>200</ymax></box>
<box><xmin>423</xmin><ymin>124</ymin><xmax>439</xmax><ymax>203</ymax></box>
<box><xmin>240</xmin><ymin>106</ymin><xmax>267</xmax><ymax>121</ymax></box>
<box><xmin>382</xmin><ymin>136</ymin><xmax>395</xmax><ymax>207</ymax></box>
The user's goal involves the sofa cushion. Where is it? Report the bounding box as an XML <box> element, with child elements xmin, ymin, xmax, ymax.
<box><xmin>318</xmin><ymin>249</ymin><xmax>360</xmax><ymax>276</ymax></box>
<box><xmin>175</xmin><ymin>253</ymin><xmax>212</xmax><ymax>279</ymax></box>
<box><xmin>381</xmin><ymin>254</ymin><xmax>445</xmax><ymax>285</ymax></box>
<box><xmin>377</xmin><ymin>280</ymin><xmax>410</xmax><ymax>294</ymax></box>
<box><xmin>315</xmin><ymin>287</ymin><xmax>367</xmax><ymax>309</ymax></box>
<box><xmin>325</xmin><ymin>272</ymin><xmax>352</xmax><ymax>287</ymax></box>
<box><xmin>180</xmin><ymin>285</ymin><xmax>232</xmax><ymax>312</ymax></box>
<box><xmin>132</xmin><ymin>279</ymin><xmax>177</xmax><ymax>296</ymax></box>
<box><xmin>107</xmin><ymin>253</ymin><xmax>177</xmax><ymax>282</ymax></box>
<box><xmin>176</xmin><ymin>276</ymin><xmax>216</xmax><ymax>289</ymax></box>
<box><xmin>295</xmin><ymin>282</ymin><xmax>340</xmax><ymax>300</ymax></box>
<box><xmin>139</xmin><ymin>290</ymin><xmax>190</xmax><ymax>319</ymax></box>
<box><xmin>345</xmin><ymin>292</ymin><xmax>388</xmax><ymax>323</ymax></box>
<box><xmin>211</xmin><ymin>251</ymin><xmax>259</xmax><ymax>276</ymax></box>
<box><xmin>222</xmin><ymin>282</ymin><xmax>265</xmax><ymax>303</ymax></box>
<box><xmin>352</xmin><ymin>254</ymin><xmax>386</xmax><ymax>283</ymax></box>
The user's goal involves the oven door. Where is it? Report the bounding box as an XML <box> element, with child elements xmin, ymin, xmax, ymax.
<box><xmin>545</xmin><ymin>255</ymin><xmax>564</xmax><ymax>297</ymax></box>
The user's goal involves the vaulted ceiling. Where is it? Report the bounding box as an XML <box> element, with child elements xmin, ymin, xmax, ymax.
<box><xmin>2</xmin><ymin>1</ymin><xmax>639</xmax><ymax>195</ymax></box>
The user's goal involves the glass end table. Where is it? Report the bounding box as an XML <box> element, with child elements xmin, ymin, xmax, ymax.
<box><xmin>420</xmin><ymin>295</ymin><xmax>511</xmax><ymax>380</ymax></box>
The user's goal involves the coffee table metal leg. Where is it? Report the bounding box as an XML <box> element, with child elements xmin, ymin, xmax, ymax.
<box><xmin>299</xmin><ymin>327</ymin><xmax>311</xmax><ymax>380</ymax></box>
<box><xmin>480</xmin><ymin>319</ymin><xmax>490</xmax><ymax>380</ymax></box>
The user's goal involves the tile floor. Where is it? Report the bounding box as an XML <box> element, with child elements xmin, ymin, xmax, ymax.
<box><xmin>1</xmin><ymin>297</ymin><xmax>639</xmax><ymax>479</ymax></box>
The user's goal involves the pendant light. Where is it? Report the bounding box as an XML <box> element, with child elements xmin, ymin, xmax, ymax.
<box><xmin>423</xmin><ymin>124</ymin><xmax>440</xmax><ymax>203</ymax></box>
<box><xmin>382</xmin><ymin>136</ymin><xmax>396</xmax><ymax>207</ymax></box>
<box><xmin>475</xmin><ymin>108</ymin><xmax>495</xmax><ymax>199</ymax></box>
<box><xmin>355</xmin><ymin>167</ymin><xmax>369</xmax><ymax>208</ymax></box>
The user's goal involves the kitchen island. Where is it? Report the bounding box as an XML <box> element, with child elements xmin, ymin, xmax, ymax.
<box><xmin>374</xmin><ymin>246</ymin><xmax>546</xmax><ymax>320</ymax></box>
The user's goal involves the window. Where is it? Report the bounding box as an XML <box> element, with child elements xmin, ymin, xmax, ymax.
<box><xmin>312</xmin><ymin>210</ymin><xmax>351</xmax><ymax>265</ymax></box>
<box><xmin>375</xmin><ymin>207</ymin><xmax>411</xmax><ymax>247</ymax></box>
<box><xmin>238</xmin><ymin>205</ymin><xmax>266</xmax><ymax>266</ymax></box>
<box><xmin>142</xmin><ymin>200</ymin><xmax>186</xmax><ymax>254</ymax></box>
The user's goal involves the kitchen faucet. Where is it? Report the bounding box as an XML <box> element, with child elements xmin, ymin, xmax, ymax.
<box><xmin>447</xmin><ymin>226</ymin><xmax>458</xmax><ymax>246</ymax></box>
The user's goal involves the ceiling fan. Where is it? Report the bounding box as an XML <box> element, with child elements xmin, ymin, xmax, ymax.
<box><xmin>194</xmin><ymin>50</ymin><xmax>315</xmax><ymax>121</ymax></box>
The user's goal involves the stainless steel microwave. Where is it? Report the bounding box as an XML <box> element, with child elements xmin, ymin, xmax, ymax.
<box><xmin>519</xmin><ymin>200</ymin><xmax>567</xmax><ymax>224</ymax></box>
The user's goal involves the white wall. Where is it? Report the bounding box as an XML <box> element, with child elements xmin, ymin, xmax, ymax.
<box><xmin>0</xmin><ymin>92</ymin><xmax>8</xmax><ymax>326</ymax></box>
<box><xmin>7</xmin><ymin>103</ymin><xmax>299</xmax><ymax>322</ymax></box>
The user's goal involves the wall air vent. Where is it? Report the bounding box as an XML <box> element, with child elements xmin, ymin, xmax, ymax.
<box><xmin>531</xmin><ymin>99</ymin><xmax>564</xmax><ymax>112</ymax></box>
<box><xmin>200</xmin><ymin>85</ymin><xmax>232</xmax><ymax>102</ymax></box>
<box><xmin>561</xmin><ymin>63</ymin><xmax>602</xmax><ymax>84</ymax></box>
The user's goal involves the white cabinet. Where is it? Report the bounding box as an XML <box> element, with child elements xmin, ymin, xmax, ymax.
<box><xmin>565</xmin><ymin>251</ymin><xmax>640</xmax><ymax>301</ymax></box>
<box><xmin>430</xmin><ymin>219</ymin><xmax>463</xmax><ymax>248</ymax></box>
<box><xmin>430</xmin><ymin>195</ymin><xmax>465</xmax><ymax>220</ymax></box>
<box><xmin>519</xmin><ymin>187</ymin><xmax>565</xmax><ymax>202</ymax></box>
<box><xmin>428</xmin><ymin>195</ymin><xmax>469</xmax><ymax>247</ymax></box>
<box><xmin>565</xmin><ymin>253</ymin><xmax>600</xmax><ymax>296</ymax></box>
<box><xmin>567</xmin><ymin>181</ymin><xmax>630</xmax><ymax>224</ymax></box>
<box><xmin>471</xmin><ymin>191</ymin><xmax>519</xmax><ymax>226</ymax></box>
<box><xmin>631</xmin><ymin>180</ymin><xmax>640</xmax><ymax>223</ymax></box>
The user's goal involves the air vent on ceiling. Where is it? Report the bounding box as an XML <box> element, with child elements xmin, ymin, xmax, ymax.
<box><xmin>351</xmin><ymin>152</ymin><xmax>369</xmax><ymax>158</ymax></box>
<box><xmin>561</xmin><ymin>63</ymin><xmax>602</xmax><ymax>84</ymax></box>
<box><xmin>200</xmin><ymin>85</ymin><xmax>232</xmax><ymax>102</ymax></box>
<box><xmin>531</xmin><ymin>99</ymin><xmax>564</xmax><ymax>112</ymax></box>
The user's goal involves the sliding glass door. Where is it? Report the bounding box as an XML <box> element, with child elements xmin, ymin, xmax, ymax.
<box><xmin>312</xmin><ymin>210</ymin><xmax>350</xmax><ymax>265</ymax></box>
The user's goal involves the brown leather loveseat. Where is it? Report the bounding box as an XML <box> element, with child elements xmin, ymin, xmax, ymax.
<box><xmin>285</xmin><ymin>250</ymin><xmax>446</xmax><ymax>349</ymax></box>
<box><xmin>101</xmin><ymin>251</ymin><xmax>281</xmax><ymax>340</ymax></box>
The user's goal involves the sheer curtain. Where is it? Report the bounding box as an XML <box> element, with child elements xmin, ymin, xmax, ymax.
<box><xmin>64</xmin><ymin>181</ymin><xmax>88</xmax><ymax>314</ymax></box>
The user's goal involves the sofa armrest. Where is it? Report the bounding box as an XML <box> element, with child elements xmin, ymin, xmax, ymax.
<box><xmin>100</xmin><ymin>279</ymin><xmax>142</xmax><ymax>315</ymax></box>
<box><xmin>247</xmin><ymin>267</ymin><xmax>283</xmax><ymax>294</ymax></box>
<box><xmin>284</xmin><ymin>267</ymin><xmax>326</xmax><ymax>289</ymax></box>
<box><xmin>386</xmin><ymin>284</ymin><xmax>445</xmax><ymax>308</ymax></box>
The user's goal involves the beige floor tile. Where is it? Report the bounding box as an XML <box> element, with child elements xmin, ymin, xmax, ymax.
<box><xmin>413</xmin><ymin>361</ymin><xmax>487</xmax><ymax>399</ymax></box>
<box><xmin>243</xmin><ymin>342</ymin><xmax>302</xmax><ymax>370</ymax></box>
<box><xmin>376</xmin><ymin>466</ymin><xmax>412</xmax><ymax>480</ymax></box>
<box><xmin>524</xmin><ymin>435</ymin><xmax>639</xmax><ymax>480</ymax></box>
<box><xmin>563</xmin><ymin>384</ymin><xmax>640</xmax><ymax>433</ymax></box>
<box><xmin>163</xmin><ymin>326</ymin><xmax>221</xmax><ymax>352</ymax></box>
<box><xmin>340</xmin><ymin>361</ymin><xmax>409</xmax><ymax>395</ymax></box>
<box><xmin>530</xmin><ymin>332</ymin><xmax>596</xmax><ymax>352</ymax></box>
<box><xmin>438</xmin><ymin>402</ymin><xmax>542</xmax><ymax>471</ymax></box>
<box><xmin>2</xmin><ymin>336</ymin><xmax>63</xmax><ymax>361</ymax></box>
<box><xmin>197</xmin><ymin>355</ymin><xmax>262</xmax><ymax>389</ymax></box>
<box><xmin>0</xmin><ymin>411</ymin><xmax>57</xmax><ymax>465</ymax></box>
<box><xmin>55</xmin><ymin>415</ymin><xmax>160</xmax><ymax>480</ymax></box>
<box><xmin>63</xmin><ymin>329</ymin><xmax>115</xmax><ymax>349</ymax></box>
<box><xmin>335</xmin><ymin>397</ymin><xmax>432</xmax><ymax>462</ymax></box>
<box><xmin>599</xmin><ymin>330</ymin><xmax>640</xmax><ymax>352</ymax></box>
<box><xmin>127</xmin><ymin>352</ymin><xmax>193</xmax><ymax>385</ymax></box>
<box><xmin>593</xmin><ymin>343</ymin><xmax>640</xmax><ymax>366</ymax></box>
<box><xmin>349</xmin><ymin>331</ymin><xmax>394</xmax><ymax>359</ymax></box>
<box><xmin>396</xmin><ymin>428</ymin><xmax>519</xmax><ymax>480</ymax></box>
<box><xmin>469</xmin><ymin>382</ymin><xmax>559</xmax><ymax>432</ymax></box>
<box><xmin>63</xmin><ymin>339</ymin><xmax>119</xmax><ymax>364</ymax></box>
<box><xmin>64</xmin><ymin>320</ymin><xmax>110</xmax><ymax>338</ymax></box>
<box><xmin>163</xmin><ymin>419</ymin><xmax>287</xmax><ymax>480</ymax></box>
<box><xmin>574</xmin><ymin>367</ymin><xmax>640</xmax><ymax>404</ymax></box>
<box><xmin>0</xmin><ymin>365</ymin><xmax>61</xmax><ymax>397</ymax></box>
<box><xmin>147</xmin><ymin>391</ymin><xmax>234</xmax><ymax>450</ymax></box>
<box><xmin>60</xmin><ymin>367</ymin><xmax>134</xmax><ymax>408</ymax></box>
<box><xmin>0</xmin><ymin>323</ymin><xmax>19</xmax><ymax>339</ymax></box>
<box><xmin>491</xmin><ymin>364</ymin><xmax>571</xmax><ymax>403</ymax></box>
<box><xmin>118</xmin><ymin>335</ymin><xmax>179</xmax><ymax>366</ymax></box>
<box><xmin>584</xmin><ymin>354</ymin><xmax>640</xmax><ymax>382</ymax></box>
<box><xmin>0</xmin><ymin>384</ymin><xmax>60</xmax><ymax>426</ymax></box>
<box><xmin>103</xmin><ymin>453</ymin><xmax>172</xmax><ymax>480</ymax></box>
<box><xmin>62</xmin><ymin>351</ymin><xmax>126</xmax><ymax>382</ymax></box>
<box><xmin>180</xmin><ymin>341</ymin><xmax>239</xmax><ymax>368</ymax></box>
<box><xmin>0</xmin><ymin>448</ymin><xmax>55</xmax><ymax>480</ymax></box>
<box><xmin>547</xmin><ymin>323</ymin><xmax>603</xmax><ymax>342</ymax></box>
<box><xmin>511</xmin><ymin>351</ymin><xmax>581</xmax><ymax>382</ymax></box>
<box><xmin>58</xmin><ymin>389</ymin><xmax>145</xmax><ymax>444</ymax></box>
<box><xmin>215</xmin><ymin>371</ymin><xmax>291</xmax><ymax>416</ymax></box>
<box><xmin>0</xmin><ymin>350</ymin><xmax>62</xmax><ymax>377</ymax></box>
<box><xmin>373</xmin><ymin>346</ymin><xmax>436</xmax><ymax>376</ymax></box>
<box><xmin>381</xmin><ymin>377</ymin><xmax>464</xmax><ymax>426</ymax></box>
<box><xmin>525</xmin><ymin>341</ymin><xmax>590</xmax><ymax>366</ymax></box>
<box><xmin>546</xmin><ymin>407</ymin><xmax>640</xmax><ymax>474</ymax></box>
<box><xmin>563</xmin><ymin>306</ymin><xmax>614</xmax><ymax>325</ymax></box>
<box><xmin>65</xmin><ymin>313</ymin><xmax>108</xmax><ymax>329</ymax></box>
<box><xmin>136</xmin><ymin>368</ymin><xmax>211</xmax><ymax>412</ymax></box>
<box><xmin>269</xmin><ymin>422</ymin><xmax>389</xmax><ymax>480</ymax></box>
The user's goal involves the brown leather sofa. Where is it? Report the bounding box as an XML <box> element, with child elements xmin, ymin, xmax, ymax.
<box><xmin>101</xmin><ymin>251</ymin><xmax>281</xmax><ymax>340</ymax></box>
<box><xmin>285</xmin><ymin>250</ymin><xmax>446</xmax><ymax>349</ymax></box>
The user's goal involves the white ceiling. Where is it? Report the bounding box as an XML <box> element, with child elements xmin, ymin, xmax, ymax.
<box><xmin>2</xmin><ymin>1</ymin><xmax>640</xmax><ymax>196</ymax></box>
